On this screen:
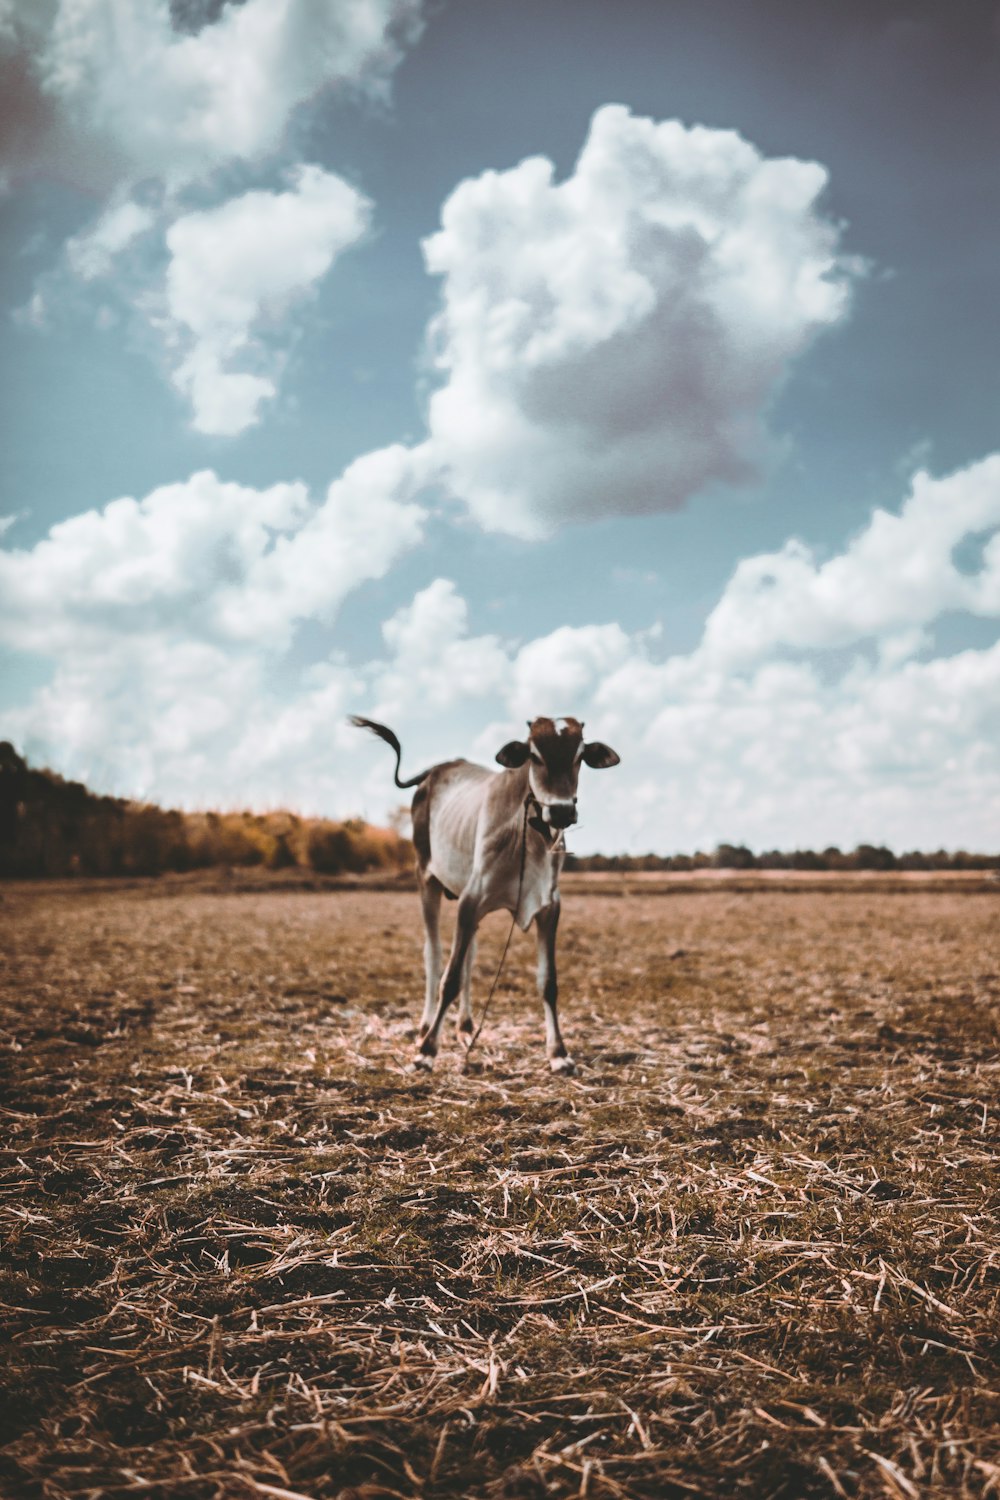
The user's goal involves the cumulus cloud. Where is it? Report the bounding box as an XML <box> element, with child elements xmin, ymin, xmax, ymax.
<box><xmin>12</xmin><ymin>576</ymin><xmax>998</xmax><ymax>846</ymax></box>
<box><xmin>7</xmin><ymin>631</ymin><xmax>373</xmax><ymax>810</ymax></box>
<box><xmin>12</xmin><ymin>635</ymin><xmax>269</xmax><ymax>803</ymax></box>
<box><xmin>65</xmin><ymin>197</ymin><xmax>157</xmax><ymax>280</ymax></box>
<box><xmin>0</xmin><ymin>439</ymin><xmax>433</xmax><ymax>808</ymax></box>
<box><xmin>0</xmin><ymin>0</ymin><xmax>423</xmax><ymax>192</ymax></box>
<box><xmin>158</xmin><ymin>164</ymin><xmax>370</xmax><ymax>433</ymax></box>
<box><xmin>421</xmin><ymin>104</ymin><xmax>859</xmax><ymax>535</ymax></box>
<box><xmin>578</xmin><ymin>457</ymin><xmax>1000</xmax><ymax>851</ymax></box>
<box><xmin>701</xmin><ymin>454</ymin><xmax>1000</xmax><ymax>667</ymax></box>
<box><xmin>0</xmin><ymin>446</ymin><xmax>428</xmax><ymax>657</ymax></box>
<box><xmin>7</xmin><ymin>2</ymin><xmax>421</xmax><ymax>431</ymax></box>
<box><xmin>0</xmin><ymin>470</ymin><xmax>304</xmax><ymax>655</ymax></box>
<box><xmin>510</xmin><ymin>623</ymin><xmax>632</xmax><ymax>717</ymax></box>
<box><xmin>7</xmin><ymin>589</ymin><xmax>1000</xmax><ymax>853</ymax></box>
<box><xmin>248</xmin><ymin>442</ymin><xmax>432</xmax><ymax>640</ymax></box>
<box><xmin>39</xmin><ymin>163</ymin><xmax>370</xmax><ymax>434</ymax></box>
<box><xmin>372</xmin><ymin>579</ymin><xmax>509</xmax><ymax>715</ymax></box>
<box><xmin>363</xmin><ymin>456</ymin><xmax>1000</xmax><ymax>851</ymax></box>
<box><xmin>617</xmin><ymin>643</ymin><xmax>1000</xmax><ymax>855</ymax></box>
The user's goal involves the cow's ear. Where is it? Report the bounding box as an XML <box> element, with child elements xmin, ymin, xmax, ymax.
<box><xmin>583</xmin><ymin>741</ymin><xmax>620</xmax><ymax>769</ymax></box>
<box><xmin>496</xmin><ymin>740</ymin><xmax>530</xmax><ymax>769</ymax></box>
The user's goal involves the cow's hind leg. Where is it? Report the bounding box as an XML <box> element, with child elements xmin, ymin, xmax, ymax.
<box><xmin>415</xmin><ymin>887</ymin><xmax>479</xmax><ymax>1069</ymax></box>
<box><xmin>536</xmin><ymin>898</ymin><xmax>574</xmax><ymax>1074</ymax></box>
<box><xmin>418</xmin><ymin>874</ymin><xmax>444</xmax><ymax>1041</ymax></box>
<box><xmin>457</xmin><ymin>936</ymin><xmax>477</xmax><ymax>1042</ymax></box>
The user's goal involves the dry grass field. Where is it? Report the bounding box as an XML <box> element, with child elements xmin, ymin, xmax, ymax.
<box><xmin>1</xmin><ymin>876</ymin><xmax>999</xmax><ymax>1499</ymax></box>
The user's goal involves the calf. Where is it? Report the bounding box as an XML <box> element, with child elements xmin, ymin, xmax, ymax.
<box><xmin>350</xmin><ymin>715</ymin><xmax>620</xmax><ymax>1071</ymax></box>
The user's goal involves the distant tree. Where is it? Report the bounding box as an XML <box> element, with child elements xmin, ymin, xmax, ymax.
<box><xmin>853</xmin><ymin>844</ymin><xmax>897</xmax><ymax>870</ymax></box>
<box><xmin>713</xmin><ymin>843</ymin><xmax>756</xmax><ymax>869</ymax></box>
<box><xmin>306</xmin><ymin>825</ymin><xmax>360</xmax><ymax>874</ymax></box>
<box><xmin>758</xmin><ymin>849</ymin><xmax>788</xmax><ymax>869</ymax></box>
<box><xmin>791</xmin><ymin>849</ymin><xmax>825</xmax><ymax>870</ymax></box>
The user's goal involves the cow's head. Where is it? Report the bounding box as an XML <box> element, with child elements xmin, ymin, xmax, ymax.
<box><xmin>495</xmin><ymin>716</ymin><xmax>620</xmax><ymax>829</ymax></box>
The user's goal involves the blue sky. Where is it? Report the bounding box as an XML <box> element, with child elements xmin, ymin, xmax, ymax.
<box><xmin>1</xmin><ymin>0</ymin><xmax>999</xmax><ymax>853</ymax></box>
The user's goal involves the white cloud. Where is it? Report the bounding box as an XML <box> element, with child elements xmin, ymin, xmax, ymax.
<box><xmin>0</xmin><ymin>440</ymin><xmax>432</xmax><ymax>809</ymax></box>
<box><xmin>6</xmin><ymin>2</ymin><xmax>421</xmax><ymax>433</ymax></box>
<box><xmin>65</xmin><ymin>197</ymin><xmax>156</xmax><ymax>279</ymax></box>
<box><xmin>373</xmin><ymin>578</ymin><xmax>509</xmax><ymax>715</ymax></box>
<box><xmin>42</xmin><ymin>166</ymin><xmax>371</xmax><ymax>437</ymax></box>
<box><xmin>420</xmin><ymin>104</ymin><xmax>859</xmax><ymax>535</ymax></box>
<box><xmin>582</xmin><ymin>457</ymin><xmax>1000</xmax><ymax>851</ymax></box>
<box><xmin>157</xmin><ymin>164</ymin><xmax>370</xmax><ymax>433</ymax></box>
<box><xmin>7</xmin><ymin>632</ymin><xmax>369</xmax><ymax>810</ymax></box>
<box><xmin>1</xmin><ymin>0</ymin><xmax>424</xmax><ymax>192</ymax></box>
<box><xmin>3</xmin><ymin>432</ymin><xmax>999</xmax><ymax>850</ymax></box>
<box><xmin>0</xmin><ymin>448</ymin><xmax>428</xmax><ymax>657</ymax></box>
<box><xmin>701</xmin><ymin>454</ymin><xmax>1000</xmax><ymax>667</ymax></box>
<box><xmin>620</xmin><ymin>643</ymin><xmax>1000</xmax><ymax>855</ymax></box>
<box><xmin>11</xmin><ymin>570</ymin><xmax>996</xmax><ymax>845</ymax></box>
<box><xmin>0</xmin><ymin>470</ymin><xmax>306</xmax><ymax>655</ymax></box>
<box><xmin>361</xmin><ymin>456</ymin><xmax>1000</xmax><ymax>852</ymax></box>
<box><xmin>511</xmin><ymin>623</ymin><xmax>632</xmax><ymax>717</ymax></box>
<box><xmin>233</xmin><ymin>442</ymin><xmax>432</xmax><ymax>642</ymax></box>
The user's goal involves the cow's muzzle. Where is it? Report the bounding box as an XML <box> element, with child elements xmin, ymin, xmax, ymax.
<box><xmin>546</xmin><ymin>802</ymin><xmax>577</xmax><ymax>829</ymax></box>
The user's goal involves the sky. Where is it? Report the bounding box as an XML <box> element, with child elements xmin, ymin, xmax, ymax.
<box><xmin>1</xmin><ymin>0</ymin><xmax>999</xmax><ymax>854</ymax></box>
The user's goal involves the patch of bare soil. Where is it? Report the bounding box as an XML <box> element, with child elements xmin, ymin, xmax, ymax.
<box><xmin>1</xmin><ymin>882</ymin><xmax>998</xmax><ymax>1499</ymax></box>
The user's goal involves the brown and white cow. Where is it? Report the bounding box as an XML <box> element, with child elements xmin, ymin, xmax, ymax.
<box><xmin>350</xmin><ymin>715</ymin><xmax>620</xmax><ymax>1071</ymax></box>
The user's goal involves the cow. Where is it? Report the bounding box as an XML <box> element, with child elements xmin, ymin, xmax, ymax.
<box><xmin>350</xmin><ymin>714</ymin><xmax>620</xmax><ymax>1072</ymax></box>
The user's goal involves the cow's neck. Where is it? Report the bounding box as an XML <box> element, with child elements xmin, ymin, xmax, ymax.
<box><xmin>512</xmin><ymin>770</ymin><xmax>560</xmax><ymax>850</ymax></box>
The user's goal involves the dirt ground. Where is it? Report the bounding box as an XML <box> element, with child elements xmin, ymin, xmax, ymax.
<box><xmin>1</xmin><ymin>878</ymin><xmax>999</xmax><ymax>1499</ymax></box>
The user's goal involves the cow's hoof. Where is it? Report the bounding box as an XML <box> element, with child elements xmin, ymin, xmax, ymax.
<box><xmin>550</xmin><ymin>1055</ymin><xmax>576</xmax><ymax>1075</ymax></box>
<box><xmin>457</xmin><ymin>1016</ymin><xmax>474</xmax><ymax>1038</ymax></box>
<box><xmin>412</xmin><ymin>1053</ymin><xmax>435</xmax><ymax>1072</ymax></box>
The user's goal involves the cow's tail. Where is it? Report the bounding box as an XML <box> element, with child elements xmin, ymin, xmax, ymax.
<box><xmin>348</xmin><ymin>716</ymin><xmax>431</xmax><ymax>790</ymax></box>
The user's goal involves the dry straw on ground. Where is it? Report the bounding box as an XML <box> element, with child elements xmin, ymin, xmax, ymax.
<box><xmin>1</xmin><ymin>876</ymin><xmax>998</xmax><ymax>1498</ymax></box>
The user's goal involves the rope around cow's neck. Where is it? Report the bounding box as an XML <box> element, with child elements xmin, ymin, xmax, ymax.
<box><xmin>460</xmin><ymin>796</ymin><xmax>532</xmax><ymax>1071</ymax></box>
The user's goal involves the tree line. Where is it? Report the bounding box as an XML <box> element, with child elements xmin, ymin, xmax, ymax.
<box><xmin>0</xmin><ymin>743</ymin><xmax>412</xmax><ymax>879</ymax></box>
<box><xmin>564</xmin><ymin>842</ymin><xmax>1000</xmax><ymax>873</ymax></box>
<box><xmin>2</xmin><ymin>743</ymin><xmax>996</xmax><ymax>879</ymax></box>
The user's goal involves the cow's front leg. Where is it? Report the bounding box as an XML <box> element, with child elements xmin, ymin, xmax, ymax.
<box><xmin>536</xmin><ymin>897</ymin><xmax>573</xmax><ymax>1074</ymax></box>
<box><xmin>415</xmin><ymin>888</ymin><xmax>480</xmax><ymax>1069</ymax></box>
<box><xmin>418</xmin><ymin>874</ymin><xmax>443</xmax><ymax>1040</ymax></box>
<box><xmin>456</xmin><ymin>936</ymin><xmax>477</xmax><ymax>1042</ymax></box>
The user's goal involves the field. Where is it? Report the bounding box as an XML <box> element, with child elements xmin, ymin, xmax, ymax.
<box><xmin>2</xmin><ymin>876</ymin><xmax>999</xmax><ymax>1500</ymax></box>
